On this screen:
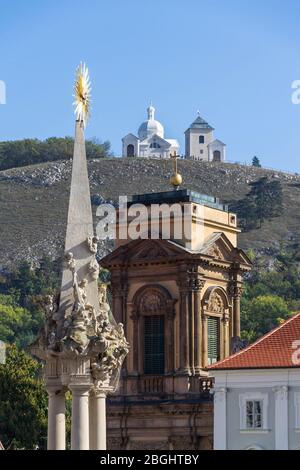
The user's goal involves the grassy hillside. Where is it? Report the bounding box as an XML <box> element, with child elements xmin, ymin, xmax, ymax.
<box><xmin>0</xmin><ymin>157</ymin><xmax>299</xmax><ymax>268</ymax></box>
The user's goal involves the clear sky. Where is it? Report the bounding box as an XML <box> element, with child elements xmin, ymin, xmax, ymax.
<box><xmin>1</xmin><ymin>0</ymin><xmax>300</xmax><ymax>172</ymax></box>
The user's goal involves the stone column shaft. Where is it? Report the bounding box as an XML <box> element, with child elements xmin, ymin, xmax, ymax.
<box><xmin>233</xmin><ymin>295</ymin><xmax>241</xmax><ymax>337</ymax></box>
<box><xmin>89</xmin><ymin>391</ymin><xmax>107</xmax><ymax>450</ymax></box>
<box><xmin>70</xmin><ymin>385</ymin><xmax>91</xmax><ymax>450</ymax></box>
<box><xmin>189</xmin><ymin>291</ymin><xmax>195</xmax><ymax>374</ymax></box>
<box><xmin>194</xmin><ymin>289</ymin><xmax>202</xmax><ymax>373</ymax></box>
<box><xmin>202</xmin><ymin>315</ymin><xmax>208</xmax><ymax>368</ymax></box>
<box><xmin>179</xmin><ymin>290</ymin><xmax>190</xmax><ymax>373</ymax></box>
<box><xmin>47</xmin><ymin>388</ymin><xmax>66</xmax><ymax>450</ymax></box>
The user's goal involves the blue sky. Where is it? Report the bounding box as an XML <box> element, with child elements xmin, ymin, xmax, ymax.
<box><xmin>1</xmin><ymin>0</ymin><xmax>300</xmax><ymax>171</ymax></box>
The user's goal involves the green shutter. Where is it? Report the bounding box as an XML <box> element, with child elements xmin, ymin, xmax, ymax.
<box><xmin>144</xmin><ymin>316</ymin><xmax>164</xmax><ymax>375</ymax></box>
<box><xmin>207</xmin><ymin>317</ymin><xmax>219</xmax><ymax>365</ymax></box>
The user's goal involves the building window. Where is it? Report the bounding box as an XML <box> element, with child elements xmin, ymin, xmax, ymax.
<box><xmin>144</xmin><ymin>315</ymin><xmax>164</xmax><ymax>374</ymax></box>
<box><xmin>200</xmin><ymin>149</ymin><xmax>204</xmax><ymax>154</ymax></box>
<box><xmin>150</xmin><ymin>142</ymin><xmax>161</xmax><ymax>149</ymax></box>
<box><xmin>207</xmin><ymin>316</ymin><xmax>220</xmax><ymax>365</ymax></box>
<box><xmin>239</xmin><ymin>392</ymin><xmax>268</xmax><ymax>431</ymax></box>
<box><xmin>199</xmin><ymin>135</ymin><xmax>205</xmax><ymax>144</ymax></box>
<box><xmin>246</xmin><ymin>400</ymin><xmax>263</xmax><ymax>429</ymax></box>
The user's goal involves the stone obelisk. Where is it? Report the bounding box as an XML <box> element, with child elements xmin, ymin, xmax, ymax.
<box><xmin>31</xmin><ymin>63</ymin><xmax>129</xmax><ymax>451</ymax></box>
<box><xmin>59</xmin><ymin>119</ymin><xmax>99</xmax><ymax>318</ymax></box>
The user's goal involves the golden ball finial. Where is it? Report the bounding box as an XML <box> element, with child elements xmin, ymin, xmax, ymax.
<box><xmin>170</xmin><ymin>172</ymin><xmax>183</xmax><ymax>188</ymax></box>
<box><xmin>170</xmin><ymin>151</ymin><xmax>182</xmax><ymax>189</ymax></box>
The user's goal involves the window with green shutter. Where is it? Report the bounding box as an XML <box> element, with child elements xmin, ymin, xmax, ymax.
<box><xmin>144</xmin><ymin>316</ymin><xmax>164</xmax><ymax>375</ymax></box>
<box><xmin>207</xmin><ymin>316</ymin><xmax>220</xmax><ymax>365</ymax></box>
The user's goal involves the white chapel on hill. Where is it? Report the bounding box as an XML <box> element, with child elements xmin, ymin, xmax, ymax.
<box><xmin>185</xmin><ymin>113</ymin><xmax>226</xmax><ymax>162</ymax></box>
<box><xmin>122</xmin><ymin>104</ymin><xmax>180</xmax><ymax>158</ymax></box>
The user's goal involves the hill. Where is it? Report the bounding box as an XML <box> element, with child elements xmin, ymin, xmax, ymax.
<box><xmin>0</xmin><ymin>157</ymin><xmax>299</xmax><ymax>268</ymax></box>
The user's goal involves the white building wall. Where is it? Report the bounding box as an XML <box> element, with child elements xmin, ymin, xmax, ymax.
<box><xmin>185</xmin><ymin>128</ymin><xmax>214</xmax><ymax>160</ymax></box>
<box><xmin>208</xmin><ymin>140</ymin><xmax>226</xmax><ymax>162</ymax></box>
<box><xmin>212</xmin><ymin>369</ymin><xmax>300</xmax><ymax>450</ymax></box>
<box><xmin>122</xmin><ymin>135</ymin><xmax>139</xmax><ymax>157</ymax></box>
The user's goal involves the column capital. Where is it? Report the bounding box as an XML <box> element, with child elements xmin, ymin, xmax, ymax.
<box><xmin>213</xmin><ymin>387</ymin><xmax>227</xmax><ymax>403</ymax></box>
<box><xmin>273</xmin><ymin>385</ymin><xmax>288</xmax><ymax>399</ymax></box>
<box><xmin>69</xmin><ymin>382</ymin><xmax>92</xmax><ymax>395</ymax></box>
<box><xmin>177</xmin><ymin>272</ymin><xmax>205</xmax><ymax>292</ymax></box>
<box><xmin>227</xmin><ymin>282</ymin><xmax>243</xmax><ymax>299</ymax></box>
<box><xmin>46</xmin><ymin>387</ymin><xmax>66</xmax><ymax>397</ymax></box>
<box><xmin>90</xmin><ymin>386</ymin><xmax>114</xmax><ymax>398</ymax></box>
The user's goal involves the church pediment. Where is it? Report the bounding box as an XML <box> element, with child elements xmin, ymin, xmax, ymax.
<box><xmin>130</xmin><ymin>240</ymin><xmax>183</xmax><ymax>260</ymax></box>
<box><xmin>199</xmin><ymin>232</ymin><xmax>251</xmax><ymax>266</ymax></box>
<box><xmin>101</xmin><ymin>238</ymin><xmax>190</xmax><ymax>266</ymax></box>
<box><xmin>140</xmin><ymin>134</ymin><xmax>171</xmax><ymax>148</ymax></box>
<box><xmin>100</xmin><ymin>233</ymin><xmax>252</xmax><ymax>269</ymax></box>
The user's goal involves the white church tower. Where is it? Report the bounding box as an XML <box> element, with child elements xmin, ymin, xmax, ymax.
<box><xmin>122</xmin><ymin>105</ymin><xmax>179</xmax><ymax>158</ymax></box>
<box><xmin>185</xmin><ymin>113</ymin><xmax>226</xmax><ymax>162</ymax></box>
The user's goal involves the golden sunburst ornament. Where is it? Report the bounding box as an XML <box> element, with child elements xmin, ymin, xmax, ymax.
<box><xmin>73</xmin><ymin>62</ymin><xmax>91</xmax><ymax>127</ymax></box>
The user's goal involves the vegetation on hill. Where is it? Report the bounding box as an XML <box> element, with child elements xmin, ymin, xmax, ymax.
<box><xmin>0</xmin><ymin>258</ymin><xmax>59</xmax><ymax>348</ymax></box>
<box><xmin>241</xmin><ymin>246</ymin><xmax>300</xmax><ymax>342</ymax></box>
<box><xmin>0</xmin><ymin>345</ymin><xmax>47</xmax><ymax>449</ymax></box>
<box><xmin>252</xmin><ymin>156</ymin><xmax>261</xmax><ymax>168</ymax></box>
<box><xmin>230</xmin><ymin>176</ymin><xmax>283</xmax><ymax>231</ymax></box>
<box><xmin>0</xmin><ymin>137</ymin><xmax>112</xmax><ymax>171</ymax></box>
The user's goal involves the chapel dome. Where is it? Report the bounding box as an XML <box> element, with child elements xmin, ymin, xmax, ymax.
<box><xmin>138</xmin><ymin>105</ymin><xmax>164</xmax><ymax>140</ymax></box>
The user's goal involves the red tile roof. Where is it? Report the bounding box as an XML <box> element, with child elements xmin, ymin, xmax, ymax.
<box><xmin>208</xmin><ymin>312</ymin><xmax>300</xmax><ymax>370</ymax></box>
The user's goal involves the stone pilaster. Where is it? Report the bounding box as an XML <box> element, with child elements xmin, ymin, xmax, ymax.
<box><xmin>227</xmin><ymin>281</ymin><xmax>243</xmax><ymax>338</ymax></box>
<box><xmin>273</xmin><ymin>386</ymin><xmax>289</xmax><ymax>450</ymax></box>
<box><xmin>111</xmin><ymin>273</ymin><xmax>128</xmax><ymax>325</ymax></box>
<box><xmin>177</xmin><ymin>277</ymin><xmax>190</xmax><ymax>374</ymax></box>
<box><xmin>201</xmin><ymin>314</ymin><xmax>208</xmax><ymax>368</ymax></box>
<box><xmin>213</xmin><ymin>387</ymin><xmax>227</xmax><ymax>450</ymax></box>
<box><xmin>190</xmin><ymin>275</ymin><xmax>205</xmax><ymax>374</ymax></box>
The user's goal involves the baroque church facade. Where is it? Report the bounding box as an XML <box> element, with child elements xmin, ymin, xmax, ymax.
<box><xmin>101</xmin><ymin>187</ymin><xmax>251</xmax><ymax>450</ymax></box>
<box><xmin>122</xmin><ymin>106</ymin><xmax>226</xmax><ymax>162</ymax></box>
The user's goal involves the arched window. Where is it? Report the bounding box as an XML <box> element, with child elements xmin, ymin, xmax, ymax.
<box><xmin>127</xmin><ymin>144</ymin><xmax>135</xmax><ymax>157</ymax></box>
<box><xmin>202</xmin><ymin>287</ymin><xmax>230</xmax><ymax>367</ymax></box>
<box><xmin>132</xmin><ymin>284</ymin><xmax>176</xmax><ymax>377</ymax></box>
<box><xmin>199</xmin><ymin>135</ymin><xmax>205</xmax><ymax>144</ymax></box>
